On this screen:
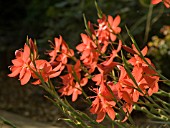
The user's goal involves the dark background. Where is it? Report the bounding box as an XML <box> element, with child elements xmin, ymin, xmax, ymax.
<box><xmin>1</xmin><ymin>0</ymin><xmax>169</xmax><ymax>71</ymax></box>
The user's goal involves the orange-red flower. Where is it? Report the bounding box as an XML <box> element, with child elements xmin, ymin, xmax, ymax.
<box><xmin>31</xmin><ymin>60</ymin><xmax>56</xmax><ymax>85</ymax></box>
<box><xmin>152</xmin><ymin>0</ymin><xmax>162</xmax><ymax>4</ymax></box>
<box><xmin>90</xmin><ymin>85</ymin><xmax>116</xmax><ymax>122</ymax></box>
<box><xmin>58</xmin><ymin>60</ymin><xmax>88</xmax><ymax>102</ymax></box>
<box><xmin>126</xmin><ymin>44</ymin><xmax>159</xmax><ymax>96</ymax></box>
<box><xmin>117</xmin><ymin>57</ymin><xmax>159</xmax><ymax>104</ymax></box>
<box><xmin>102</xmin><ymin>40</ymin><xmax>122</xmax><ymax>66</ymax></box>
<box><xmin>107</xmin><ymin>15</ymin><xmax>121</xmax><ymax>41</ymax></box>
<box><xmin>152</xmin><ymin>0</ymin><xmax>170</xmax><ymax>8</ymax></box>
<box><xmin>128</xmin><ymin>44</ymin><xmax>151</xmax><ymax>67</ymax></box>
<box><xmin>48</xmin><ymin>36</ymin><xmax>74</xmax><ymax>63</ymax></box>
<box><xmin>48</xmin><ymin>36</ymin><xmax>74</xmax><ymax>77</ymax></box>
<box><xmin>8</xmin><ymin>44</ymin><xmax>32</xmax><ymax>85</ymax></box>
<box><xmin>96</xmin><ymin>15</ymin><xmax>110</xmax><ymax>44</ymax></box>
<box><xmin>142</xmin><ymin>66</ymin><xmax>159</xmax><ymax>96</ymax></box>
<box><xmin>95</xmin><ymin>15</ymin><xmax>121</xmax><ymax>53</ymax></box>
<box><xmin>122</xmin><ymin>103</ymin><xmax>133</xmax><ymax>122</ymax></box>
<box><xmin>76</xmin><ymin>34</ymin><xmax>99</xmax><ymax>73</ymax></box>
<box><xmin>48</xmin><ymin>36</ymin><xmax>62</xmax><ymax>63</ymax></box>
<box><xmin>92</xmin><ymin>62</ymin><xmax>118</xmax><ymax>87</ymax></box>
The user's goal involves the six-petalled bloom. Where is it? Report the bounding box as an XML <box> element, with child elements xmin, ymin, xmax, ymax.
<box><xmin>8</xmin><ymin>44</ymin><xmax>32</xmax><ymax>85</ymax></box>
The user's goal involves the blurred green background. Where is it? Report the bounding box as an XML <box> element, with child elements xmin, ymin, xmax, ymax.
<box><xmin>0</xmin><ymin>0</ymin><xmax>170</xmax><ymax>77</ymax></box>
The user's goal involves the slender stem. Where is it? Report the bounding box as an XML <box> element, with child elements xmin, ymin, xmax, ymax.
<box><xmin>144</xmin><ymin>3</ymin><xmax>153</xmax><ymax>43</ymax></box>
<box><xmin>151</xmin><ymin>5</ymin><xmax>164</xmax><ymax>24</ymax></box>
<box><xmin>0</xmin><ymin>116</ymin><xmax>17</xmax><ymax>128</ymax></box>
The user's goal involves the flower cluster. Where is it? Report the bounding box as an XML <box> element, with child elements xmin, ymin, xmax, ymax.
<box><xmin>8</xmin><ymin>39</ymin><xmax>68</xmax><ymax>85</ymax></box>
<box><xmin>8</xmin><ymin>13</ymin><xmax>160</xmax><ymax>123</ymax></box>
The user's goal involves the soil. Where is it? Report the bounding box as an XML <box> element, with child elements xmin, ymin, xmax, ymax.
<box><xmin>0</xmin><ymin>71</ymin><xmax>67</xmax><ymax>127</ymax></box>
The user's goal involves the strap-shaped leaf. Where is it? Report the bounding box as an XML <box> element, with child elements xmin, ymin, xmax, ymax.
<box><xmin>83</xmin><ymin>14</ymin><xmax>92</xmax><ymax>37</ymax></box>
<box><xmin>95</xmin><ymin>1</ymin><xmax>103</xmax><ymax>19</ymax></box>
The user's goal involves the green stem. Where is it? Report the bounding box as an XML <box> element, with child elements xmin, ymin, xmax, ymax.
<box><xmin>45</xmin><ymin>80</ymin><xmax>106</xmax><ymax>128</ymax></box>
<box><xmin>0</xmin><ymin>116</ymin><xmax>17</xmax><ymax>128</ymax></box>
<box><xmin>151</xmin><ymin>5</ymin><xmax>164</xmax><ymax>24</ymax></box>
<box><xmin>144</xmin><ymin>3</ymin><xmax>153</xmax><ymax>43</ymax></box>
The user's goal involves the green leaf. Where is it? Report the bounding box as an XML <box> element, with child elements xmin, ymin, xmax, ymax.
<box><xmin>83</xmin><ymin>14</ymin><xmax>92</xmax><ymax>37</ymax></box>
<box><xmin>95</xmin><ymin>1</ymin><xmax>103</xmax><ymax>19</ymax></box>
<box><xmin>155</xmin><ymin>90</ymin><xmax>170</xmax><ymax>98</ymax></box>
<box><xmin>0</xmin><ymin>116</ymin><xmax>17</xmax><ymax>128</ymax></box>
<box><xmin>163</xmin><ymin>81</ymin><xmax>170</xmax><ymax>86</ymax></box>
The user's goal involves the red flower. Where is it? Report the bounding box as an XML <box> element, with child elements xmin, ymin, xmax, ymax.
<box><xmin>92</xmin><ymin>73</ymin><xmax>105</xmax><ymax>86</ymax></box>
<box><xmin>31</xmin><ymin>60</ymin><xmax>55</xmax><ymax>85</ymax></box>
<box><xmin>90</xmin><ymin>85</ymin><xmax>116</xmax><ymax>122</ymax></box>
<box><xmin>58</xmin><ymin>60</ymin><xmax>88</xmax><ymax>101</ymax></box>
<box><xmin>152</xmin><ymin>0</ymin><xmax>162</xmax><ymax>4</ymax></box>
<box><xmin>102</xmin><ymin>40</ymin><xmax>122</xmax><ymax>66</ymax></box>
<box><xmin>48</xmin><ymin>36</ymin><xmax>74</xmax><ymax>77</ymax></box>
<box><xmin>48</xmin><ymin>36</ymin><xmax>62</xmax><ymax>63</ymax></box>
<box><xmin>142</xmin><ymin>66</ymin><xmax>159</xmax><ymax>96</ymax></box>
<box><xmin>48</xmin><ymin>36</ymin><xmax>74</xmax><ymax>63</ymax></box>
<box><xmin>125</xmin><ymin>44</ymin><xmax>160</xmax><ymax>96</ymax></box>
<box><xmin>152</xmin><ymin>0</ymin><xmax>170</xmax><ymax>8</ymax></box>
<box><xmin>95</xmin><ymin>15</ymin><xmax>121</xmax><ymax>53</ymax></box>
<box><xmin>8</xmin><ymin>44</ymin><xmax>32</xmax><ymax>85</ymax></box>
<box><xmin>96</xmin><ymin>15</ymin><xmax>110</xmax><ymax>44</ymax></box>
<box><xmin>76</xmin><ymin>34</ymin><xmax>99</xmax><ymax>73</ymax></box>
<box><xmin>107</xmin><ymin>15</ymin><xmax>121</xmax><ymax>41</ymax></box>
<box><xmin>117</xmin><ymin>59</ymin><xmax>159</xmax><ymax>104</ymax></box>
<box><xmin>92</xmin><ymin>62</ymin><xmax>118</xmax><ymax>87</ymax></box>
<box><xmin>128</xmin><ymin>44</ymin><xmax>151</xmax><ymax>67</ymax></box>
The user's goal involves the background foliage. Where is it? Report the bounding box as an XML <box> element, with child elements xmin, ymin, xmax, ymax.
<box><xmin>0</xmin><ymin>0</ymin><xmax>170</xmax><ymax>76</ymax></box>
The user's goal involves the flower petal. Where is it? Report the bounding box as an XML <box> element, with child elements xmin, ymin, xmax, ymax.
<box><xmin>112</xmin><ymin>15</ymin><xmax>121</xmax><ymax>27</ymax></box>
<box><xmin>106</xmin><ymin>107</ymin><xmax>115</xmax><ymax>120</ymax></box>
<box><xmin>72</xmin><ymin>89</ymin><xmax>79</xmax><ymax>102</ymax></box>
<box><xmin>141</xmin><ymin>46</ymin><xmax>148</xmax><ymax>56</ymax></box>
<box><xmin>12</xmin><ymin>59</ymin><xmax>23</xmax><ymax>66</ymax></box>
<box><xmin>96</xmin><ymin>111</ymin><xmax>106</xmax><ymax>123</ymax></box>
<box><xmin>151</xmin><ymin>0</ymin><xmax>162</xmax><ymax>4</ymax></box>
<box><xmin>20</xmin><ymin>69</ymin><xmax>31</xmax><ymax>85</ymax></box>
<box><xmin>8</xmin><ymin>67</ymin><xmax>22</xmax><ymax>77</ymax></box>
<box><xmin>23</xmin><ymin>44</ymin><xmax>30</xmax><ymax>62</ymax></box>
